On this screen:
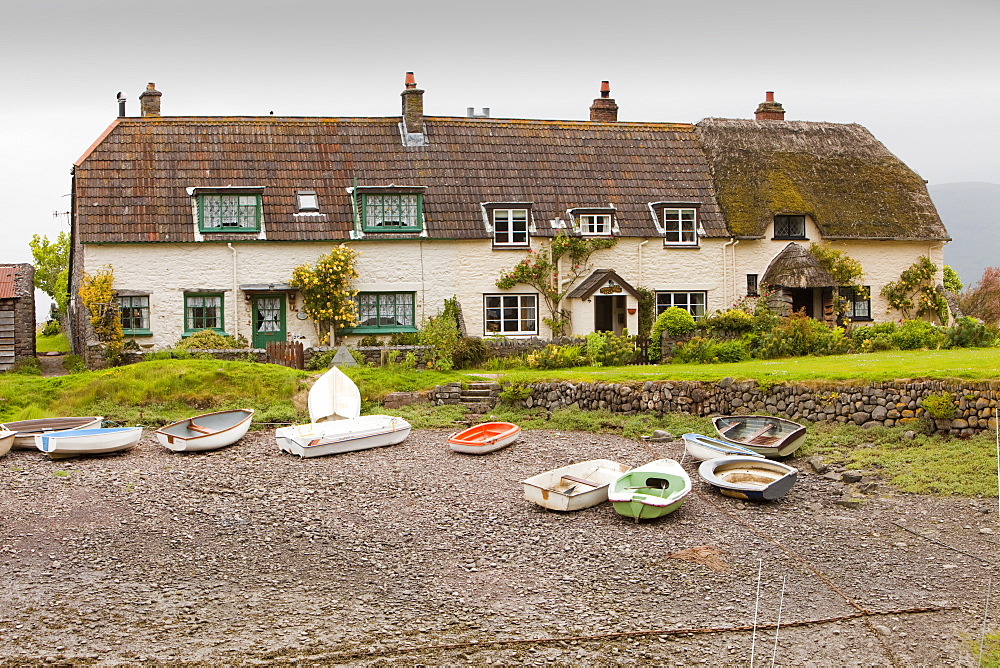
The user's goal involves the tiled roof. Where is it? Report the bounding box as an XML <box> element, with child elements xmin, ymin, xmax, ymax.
<box><xmin>0</xmin><ymin>266</ymin><xmax>15</xmax><ymax>299</ymax></box>
<box><xmin>73</xmin><ymin>116</ymin><xmax>726</xmax><ymax>243</ymax></box>
<box><xmin>696</xmin><ymin>119</ymin><xmax>949</xmax><ymax>240</ymax></box>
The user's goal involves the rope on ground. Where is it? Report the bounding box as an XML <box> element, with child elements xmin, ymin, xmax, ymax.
<box><xmin>891</xmin><ymin>521</ymin><xmax>999</xmax><ymax>568</ymax></box>
<box><xmin>307</xmin><ymin>605</ymin><xmax>954</xmax><ymax>663</ymax></box>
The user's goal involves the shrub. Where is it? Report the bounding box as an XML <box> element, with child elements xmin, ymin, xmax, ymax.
<box><xmin>41</xmin><ymin>320</ymin><xmax>60</xmax><ymax>336</ymax></box>
<box><xmin>452</xmin><ymin>336</ymin><xmax>489</xmax><ymax>369</ymax></box>
<box><xmin>389</xmin><ymin>331</ymin><xmax>420</xmax><ymax>346</ymax></box>
<box><xmin>419</xmin><ymin>309</ymin><xmax>460</xmax><ymax>370</ymax></box>
<box><xmin>672</xmin><ymin>337</ymin><xmax>750</xmax><ymax>364</ymax></box>
<box><xmin>357</xmin><ymin>335</ymin><xmax>381</xmax><ymax>347</ymax></box>
<box><xmin>944</xmin><ymin>316</ymin><xmax>997</xmax><ymax>349</ymax></box>
<box><xmin>958</xmin><ymin>266</ymin><xmax>1000</xmax><ymax>324</ymax></box>
<box><xmin>176</xmin><ymin>329</ymin><xmax>247</xmax><ymax>350</ymax></box>
<box><xmin>650</xmin><ymin>308</ymin><xmax>697</xmax><ymax>362</ymax></box>
<box><xmin>755</xmin><ymin>312</ymin><xmax>849</xmax><ymax>359</ymax></box>
<box><xmin>585</xmin><ymin>331</ymin><xmax>636</xmax><ymax>367</ymax></box>
<box><xmin>921</xmin><ymin>392</ymin><xmax>955</xmax><ymax>420</ymax></box>
<box><xmin>702</xmin><ymin>309</ymin><xmax>754</xmax><ymax>334</ymax></box>
<box><xmin>306</xmin><ymin>349</ymin><xmax>336</xmax><ymax>371</ymax></box>
<box><xmin>526</xmin><ymin>344</ymin><xmax>584</xmax><ymax>370</ymax></box>
<box><xmin>498</xmin><ymin>383</ymin><xmax>532</xmax><ymax>404</ymax></box>
<box><xmin>890</xmin><ymin>319</ymin><xmax>944</xmax><ymax>350</ymax></box>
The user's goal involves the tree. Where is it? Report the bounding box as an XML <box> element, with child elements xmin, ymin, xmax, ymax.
<box><xmin>807</xmin><ymin>244</ymin><xmax>866</xmax><ymax>322</ymax></box>
<box><xmin>943</xmin><ymin>265</ymin><xmax>963</xmax><ymax>293</ymax></box>
<box><xmin>495</xmin><ymin>232</ymin><xmax>616</xmax><ymax>337</ymax></box>
<box><xmin>289</xmin><ymin>245</ymin><xmax>359</xmax><ymax>345</ymax></box>
<box><xmin>29</xmin><ymin>231</ymin><xmax>70</xmax><ymax>318</ymax></box>
<box><xmin>958</xmin><ymin>266</ymin><xmax>1000</xmax><ymax>324</ymax></box>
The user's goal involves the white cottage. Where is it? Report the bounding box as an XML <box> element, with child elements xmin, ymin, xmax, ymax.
<box><xmin>68</xmin><ymin>77</ymin><xmax>949</xmax><ymax>352</ymax></box>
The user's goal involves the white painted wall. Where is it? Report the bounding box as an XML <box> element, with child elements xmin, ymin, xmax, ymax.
<box><xmin>84</xmin><ymin>228</ymin><xmax>946</xmax><ymax>349</ymax></box>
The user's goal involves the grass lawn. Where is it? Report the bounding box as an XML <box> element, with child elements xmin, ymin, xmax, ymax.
<box><xmin>488</xmin><ymin>348</ymin><xmax>1000</xmax><ymax>385</ymax></box>
<box><xmin>35</xmin><ymin>332</ymin><xmax>70</xmax><ymax>353</ymax></box>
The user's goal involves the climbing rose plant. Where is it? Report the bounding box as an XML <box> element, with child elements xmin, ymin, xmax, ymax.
<box><xmin>78</xmin><ymin>265</ymin><xmax>125</xmax><ymax>366</ymax></box>
<box><xmin>495</xmin><ymin>232</ymin><xmax>616</xmax><ymax>336</ymax></box>
<box><xmin>290</xmin><ymin>245</ymin><xmax>359</xmax><ymax>344</ymax></box>
<box><xmin>880</xmin><ymin>256</ymin><xmax>950</xmax><ymax>324</ymax></box>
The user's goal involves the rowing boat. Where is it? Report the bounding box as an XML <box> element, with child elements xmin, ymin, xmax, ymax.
<box><xmin>448</xmin><ymin>422</ymin><xmax>520</xmax><ymax>454</ymax></box>
<box><xmin>521</xmin><ymin>459</ymin><xmax>630</xmax><ymax>511</ymax></box>
<box><xmin>711</xmin><ymin>415</ymin><xmax>807</xmax><ymax>458</ymax></box>
<box><xmin>682</xmin><ymin>432</ymin><xmax>764</xmax><ymax>461</ymax></box>
<box><xmin>608</xmin><ymin>459</ymin><xmax>691</xmax><ymax>520</ymax></box>
<box><xmin>698</xmin><ymin>456</ymin><xmax>798</xmax><ymax>501</ymax></box>
<box><xmin>276</xmin><ymin>414</ymin><xmax>411</xmax><ymax>458</ymax></box>
<box><xmin>308</xmin><ymin>366</ymin><xmax>362</xmax><ymax>424</ymax></box>
<box><xmin>34</xmin><ymin>427</ymin><xmax>143</xmax><ymax>459</ymax></box>
<box><xmin>2</xmin><ymin>417</ymin><xmax>104</xmax><ymax>450</ymax></box>
<box><xmin>155</xmin><ymin>409</ymin><xmax>255</xmax><ymax>452</ymax></box>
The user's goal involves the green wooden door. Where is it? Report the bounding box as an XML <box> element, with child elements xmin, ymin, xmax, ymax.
<box><xmin>252</xmin><ymin>295</ymin><xmax>286</xmax><ymax>348</ymax></box>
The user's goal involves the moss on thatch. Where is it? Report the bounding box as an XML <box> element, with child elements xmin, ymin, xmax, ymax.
<box><xmin>696</xmin><ymin>119</ymin><xmax>948</xmax><ymax>240</ymax></box>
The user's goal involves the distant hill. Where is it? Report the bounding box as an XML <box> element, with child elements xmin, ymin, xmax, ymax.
<box><xmin>928</xmin><ymin>182</ymin><xmax>1000</xmax><ymax>288</ymax></box>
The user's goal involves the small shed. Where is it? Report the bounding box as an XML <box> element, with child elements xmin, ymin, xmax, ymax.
<box><xmin>0</xmin><ymin>264</ymin><xmax>36</xmax><ymax>371</ymax></box>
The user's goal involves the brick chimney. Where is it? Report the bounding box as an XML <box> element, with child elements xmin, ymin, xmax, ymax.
<box><xmin>401</xmin><ymin>72</ymin><xmax>424</xmax><ymax>133</ymax></box>
<box><xmin>754</xmin><ymin>91</ymin><xmax>785</xmax><ymax>121</ymax></box>
<box><xmin>139</xmin><ymin>82</ymin><xmax>161</xmax><ymax>118</ymax></box>
<box><xmin>589</xmin><ymin>81</ymin><xmax>618</xmax><ymax>122</ymax></box>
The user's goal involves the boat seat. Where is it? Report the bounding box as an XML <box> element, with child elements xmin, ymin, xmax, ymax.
<box><xmin>560</xmin><ymin>475</ymin><xmax>600</xmax><ymax>488</ymax></box>
<box><xmin>718</xmin><ymin>420</ymin><xmax>744</xmax><ymax>435</ymax></box>
<box><xmin>187</xmin><ymin>422</ymin><xmax>211</xmax><ymax>435</ymax></box>
<box><xmin>744</xmin><ymin>424</ymin><xmax>776</xmax><ymax>441</ymax></box>
<box><xmin>749</xmin><ymin>434</ymin><xmax>779</xmax><ymax>446</ymax></box>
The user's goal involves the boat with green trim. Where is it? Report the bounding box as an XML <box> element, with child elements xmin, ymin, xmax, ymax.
<box><xmin>608</xmin><ymin>459</ymin><xmax>691</xmax><ymax>520</ymax></box>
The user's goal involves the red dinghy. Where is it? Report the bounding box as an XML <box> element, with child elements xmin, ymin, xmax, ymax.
<box><xmin>447</xmin><ymin>422</ymin><xmax>520</xmax><ymax>454</ymax></box>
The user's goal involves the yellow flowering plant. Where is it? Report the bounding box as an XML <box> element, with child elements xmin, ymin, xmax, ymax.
<box><xmin>289</xmin><ymin>245</ymin><xmax>360</xmax><ymax>344</ymax></box>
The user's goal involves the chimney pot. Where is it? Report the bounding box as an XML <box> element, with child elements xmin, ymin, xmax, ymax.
<box><xmin>589</xmin><ymin>81</ymin><xmax>618</xmax><ymax>122</ymax></box>
<box><xmin>405</xmin><ymin>71</ymin><xmax>416</xmax><ymax>89</ymax></box>
<box><xmin>139</xmin><ymin>82</ymin><xmax>161</xmax><ymax>118</ymax></box>
<box><xmin>117</xmin><ymin>92</ymin><xmax>126</xmax><ymax>118</ymax></box>
<box><xmin>755</xmin><ymin>91</ymin><xmax>785</xmax><ymax>121</ymax></box>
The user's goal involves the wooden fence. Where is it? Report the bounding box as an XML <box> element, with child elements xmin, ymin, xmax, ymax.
<box><xmin>266</xmin><ymin>341</ymin><xmax>304</xmax><ymax>369</ymax></box>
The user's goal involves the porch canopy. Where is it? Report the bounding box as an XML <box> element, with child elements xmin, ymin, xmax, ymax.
<box><xmin>761</xmin><ymin>243</ymin><xmax>835</xmax><ymax>288</ymax></box>
<box><xmin>566</xmin><ymin>269</ymin><xmax>640</xmax><ymax>300</ymax></box>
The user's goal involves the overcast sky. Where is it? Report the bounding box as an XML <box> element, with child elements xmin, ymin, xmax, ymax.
<box><xmin>1</xmin><ymin>0</ymin><xmax>997</xmax><ymax>270</ymax></box>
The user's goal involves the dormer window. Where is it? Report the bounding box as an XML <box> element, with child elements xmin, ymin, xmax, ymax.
<box><xmin>773</xmin><ymin>215</ymin><xmax>806</xmax><ymax>240</ymax></box>
<box><xmin>196</xmin><ymin>190</ymin><xmax>263</xmax><ymax>232</ymax></box>
<box><xmin>486</xmin><ymin>204</ymin><xmax>531</xmax><ymax>248</ymax></box>
<box><xmin>296</xmin><ymin>191</ymin><xmax>319</xmax><ymax>212</ymax></box>
<box><xmin>572</xmin><ymin>208</ymin><xmax>615</xmax><ymax>237</ymax></box>
<box><xmin>649</xmin><ymin>203</ymin><xmax>698</xmax><ymax>246</ymax></box>
<box><xmin>355</xmin><ymin>187</ymin><xmax>425</xmax><ymax>233</ymax></box>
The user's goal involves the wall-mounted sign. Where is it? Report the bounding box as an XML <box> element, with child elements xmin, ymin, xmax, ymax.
<box><xmin>598</xmin><ymin>279</ymin><xmax>622</xmax><ymax>295</ymax></box>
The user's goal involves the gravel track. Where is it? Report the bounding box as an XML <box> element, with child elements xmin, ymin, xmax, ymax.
<box><xmin>2</xmin><ymin>428</ymin><xmax>998</xmax><ymax>666</ymax></box>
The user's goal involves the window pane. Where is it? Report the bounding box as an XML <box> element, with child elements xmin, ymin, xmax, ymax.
<box><xmin>654</xmin><ymin>291</ymin><xmax>706</xmax><ymax>320</ymax></box>
<box><xmin>494</xmin><ymin>209</ymin><xmax>529</xmax><ymax>245</ymax></box>
<box><xmin>484</xmin><ymin>294</ymin><xmax>537</xmax><ymax>335</ymax></box>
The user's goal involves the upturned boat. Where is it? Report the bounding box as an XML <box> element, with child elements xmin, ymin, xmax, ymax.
<box><xmin>155</xmin><ymin>409</ymin><xmax>255</xmax><ymax>452</ymax></box>
<box><xmin>34</xmin><ymin>427</ymin><xmax>143</xmax><ymax>459</ymax></box>
<box><xmin>2</xmin><ymin>416</ymin><xmax>104</xmax><ymax>450</ymax></box>
<box><xmin>308</xmin><ymin>366</ymin><xmax>362</xmax><ymax>423</ymax></box>
<box><xmin>711</xmin><ymin>415</ymin><xmax>807</xmax><ymax>458</ymax></box>
<box><xmin>698</xmin><ymin>456</ymin><xmax>798</xmax><ymax>501</ymax></box>
<box><xmin>608</xmin><ymin>459</ymin><xmax>691</xmax><ymax>520</ymax></box>
<box><xmin>448</xmin><ymin>422</ymin><xmax>520</xmax><ymax>454</ymax></box>
<box><xmin>276</xmin><ymin>414</ymin><xmax>411</xmax><ymax>458</ymax></box>
<box><xmin>682</xmin><ymin>432</ymin><xmax>764</xmax><ymax>461</ymax></box>
<box><xmin>0</xmin><ymin>430</ymin><xmax>14</xmax><ymax>457</ymax></box>
<box><xmin>521</xmin><ymin>459</ymin><xmax>630</xmax><ymax>511</ymax></box>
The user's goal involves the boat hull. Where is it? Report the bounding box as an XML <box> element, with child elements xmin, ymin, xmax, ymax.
<box><xmin>682</xmin><ymin>433</ymin><xmax>764</xmax><ymax>461</ymax></box>
<box><xmin>0</xmin><ymin>430</ymin><xmax>14</xmax><ymax>457</ymax></box>
<box><xmin>609</xmin><ymin>459</ymin><xmax>691</xmax><ymax>520</ymax></box>
<box><xmin>155</xmin><ymin>409</ymin><xmax>255</xmax><ymax>452</ymax></box>
<box><xmin>308</xmin><ymin>366</ymin><xmax>362</xmax><ymax>424</ymax></box>
<box><xmin>276</xmin><ymin>415</ymin><xmax>411</xmax><ymax>458</ymax></box>
<box><xmin>35</xmin><ymin>427</ymin><xmax>143</xmax><ymax>459</ymax></box>
<box><xmin>448</xmin><ymin>422</ymin><xmax>520</xmax><ymax>454</ymax></box>
<box><xmin>2</xmin><ymin>417</ymin><xmax>104</xmax><ymax>450</ymax></box>
<box><xmin>711</xmin><ymin>415</ymin><xmax>807</xmax><ymax>458</ymax></box>
<box><xmin>698</xmin><ymin>456</ymin><xmax>798</xmax><ymax>501</ymax></box>
<box><xmin>522</xmin><ymin>459</ymin><xmax>630</xmax><ymax>511</ymax></box>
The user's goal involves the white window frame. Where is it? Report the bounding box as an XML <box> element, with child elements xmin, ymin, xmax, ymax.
<box><xmin>662</xmin><ymin>208</ymin><xmax>698</xmax><ymax>246</ymax></box>
<box><xmin>484</xmin><ymin>294</ymin><xmax>538</xmax><ymax>336</ymax></box>
<box><xmin>580</xmin><ymin>213</ymin><xmax>612</xmax><ymax>236</ymax></box>
<box><xmin>655</xmin><ymin>291</ymin><xmax>706</xmax><ymax>320</ymax></box>
<box><xmin>492</xmin><ymin>208</ymin><xmax>530</xmax><ymax>247</ymax></box>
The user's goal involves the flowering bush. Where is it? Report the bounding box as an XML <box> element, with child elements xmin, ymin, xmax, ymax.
<box><xmin>290</xmin><ymin>245</ymin><xmax>359</xmax><ymax>344</ymax></box>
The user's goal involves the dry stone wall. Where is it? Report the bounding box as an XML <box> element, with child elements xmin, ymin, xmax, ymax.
<box><xmin>500</xmin><ymin>378</ymin><xmax>999</xmax><ymax>436</ymax></box>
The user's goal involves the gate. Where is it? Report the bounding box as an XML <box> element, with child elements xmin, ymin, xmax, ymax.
<box><xmin>265</xmin><ymin>341</ymin><xmax>304</xmax><ymax>369</ymax></box>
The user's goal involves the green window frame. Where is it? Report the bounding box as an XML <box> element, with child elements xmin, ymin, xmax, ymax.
<box><xmin>198</xmin><ymin>193</ymin><xmax>261</xmax><ymax>232</ymax></box>
<box><xmin>184</xmin><ymin>293</ymin><xmax>225</xmax><ymax>334</ymax></box>
<box><xmin>343</xmin><ymin>292</ymin><xmax>417</xmax><ymax>334</ymax></box>
<box><xmin>360</xmin><ymin>193</ymin><xmax>423</xmax><ymax>232</ymax></box>
<box><xmin>116</xmin><ymin>295</ymin><xmax>151</xmax><ymax>335</ymax></box>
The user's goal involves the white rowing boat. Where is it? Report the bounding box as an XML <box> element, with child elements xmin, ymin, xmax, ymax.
<box><xmin>155</xmin><ymin>409</ymin><xmax>255</xmax><ymax>452</ymax></box>
<box><xmin>682</xmin><ymin>432</ymin><xmax>764</xmax><ymax>461</ymax></box>
<box><xmin>308</xmin><ymin>366</ymin><xmax>362</xmax><ymax>423</ymax></box>
<box><xmin>276</xmin><ymin>414</ymin><xmax>411</xmax><ymax>458</ymax></box>
<box><xmin>2</xmin><ymin>416</ymin><xmax>104</xmax><ymax>450</ymax></box>
<box><xmin>34</xmin><ymin>427</ymin><xmax>143</xmax><ymax>459</ymax></box>
<box><xmin>522</xmin><ymin>459</ymin><xmax>630</xmax><ymax>511</ymax></box>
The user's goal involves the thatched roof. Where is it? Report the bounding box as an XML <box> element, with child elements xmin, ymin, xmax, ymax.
<box><xmin>696</xmin><ymin>119</ymin><xmax>949</xmax><ymax>240</ymax></box>
<box><xmin>761</xmin><ymin>243</ymin><xmax>835</xmax><ymax>288</ymax></box>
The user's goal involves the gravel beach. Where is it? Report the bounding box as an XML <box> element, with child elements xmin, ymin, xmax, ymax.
<box><xmin>2</xmin><ymin>428</ymin><xmax>997</xmax><ymax>666</ymax></box>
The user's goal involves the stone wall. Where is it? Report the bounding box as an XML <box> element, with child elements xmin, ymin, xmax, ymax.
<box><xmin>507</xmin><ymin>377</ymin><xmax>999</xmax><ymax>436</ymax></box>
